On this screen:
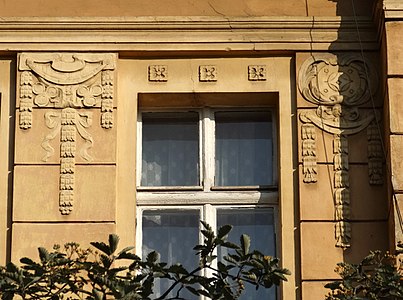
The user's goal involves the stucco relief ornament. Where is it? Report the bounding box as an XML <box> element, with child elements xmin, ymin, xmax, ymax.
<box><xmin>248</xmin><ymin>65</ymin><xmax>267</xmax><ymax>81</ymax></box>
<box><xmin>199</xmin><ymin>65</ymin><xmax>217</xmax><ymax>82</ymax></box>
<box><xmin>18</xmin><ymin>53</ymin><xmax>116</xmax><ymax>215</ymax></box>
<box><xmin>148</xmin><ymin>65</ymin><xmax>168</xmax><ymax>82</ymax></box>
<box><xmin>298</xmin><ymin>53</ymin><xmax>380</xmax><ymax>249</ymax></box>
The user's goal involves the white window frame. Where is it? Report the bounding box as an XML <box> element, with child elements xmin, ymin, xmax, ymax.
<box><xmin>136</xmin><ymin>106</ymin><xmax>279</xmax><ymax>298</ymax></box>
<box><xmin>135</xmin><ymin>204</ymin><xmax>279</xmax><ymax>297</ymax></box>
<box><xmin>136</xmin><ymin>107</ymin><xmax>278</xmax><ymax>191</ymax></box>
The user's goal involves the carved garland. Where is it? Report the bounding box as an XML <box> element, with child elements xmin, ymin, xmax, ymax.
<box><xmin>18</xmin><ymin>53</ymin><xmax>116</xmax><ymax>215</ymax></box>
<box><xmin>298</xmin><ymin>53</ymin><xmax>381</xmax><ymax>249</ymax></box>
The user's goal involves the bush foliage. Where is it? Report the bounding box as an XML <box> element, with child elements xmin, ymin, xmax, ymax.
<box><xmin>325</xmin><ymin>249</ymin><xmax>403</xmax><ymax>300</ymax></box>
<box><xmin>0</xmin><ymin>221</ymin><xmax>290</xmax><ymax>300</ymax></box>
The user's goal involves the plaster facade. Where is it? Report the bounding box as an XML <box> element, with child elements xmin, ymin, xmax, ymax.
<box><xmin>0</xmin><ymin>0</ymin><xmax>400</xmax><ymax>299</ymax></box>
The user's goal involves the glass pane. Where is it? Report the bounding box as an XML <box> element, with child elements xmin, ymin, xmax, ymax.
<box><xmin>217</xmin><ymin>208</ymin><xmax>276</xmax><ymax>300</ymax></box>
<box><xmin>142</xmin><ymin>209</ymin><xmax>200</xmax><ymax>299</ymax></box>
<box><xmin>215</xmin><ymin>111</ymin><xmax>273</xmax><ymax>186</ymax></box>
<box><xmin>142</xmin><ymin>112</ymin><xmax>199</xmax><ymax>186</ymax></box>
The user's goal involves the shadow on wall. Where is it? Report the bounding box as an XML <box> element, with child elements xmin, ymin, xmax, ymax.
<box><xmin>300</xmin><ymin>0</ymin><xmax>388</xmax><ymax>262</ymax></box>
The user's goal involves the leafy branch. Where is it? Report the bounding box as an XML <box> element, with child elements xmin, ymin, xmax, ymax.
<box><xmin>0</xmin><ymin>222</ymin><xmax>290</xmax><ymax>300</ymax></box>
<box><xmin>325</xmin><ymin>249</ymin><xmax>403</xmax><ymax>300</ymax></box>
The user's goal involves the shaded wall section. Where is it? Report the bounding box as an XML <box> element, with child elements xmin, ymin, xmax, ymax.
<box><xmin>383</xmin><ymin>0</ymin><xmax>403</xmax><ymax>255</ymax></box>
<box><xmin>297</xmin><ymin>0</ymin><xmax>388</xmax><ymax>298</ymax></box>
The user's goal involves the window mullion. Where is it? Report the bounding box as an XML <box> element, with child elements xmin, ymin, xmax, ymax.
<box><xmin>202</xmin><ymin>108</ymin><xmax>215</xmax><ymax>191</ymax></box>
<box><xmin>136</xmin><ymin>112</ymin><xmax>143</xmax><ymax>187</ymax></box>
<box><xmin>135</xmin><ymin>207</ymin><xmax>143</xmax><ymax>258</ymax></box>
<box><xmin>203</xmin><ymin>204</ymin><xmax>217</xmax><ymax>291</ymax></box>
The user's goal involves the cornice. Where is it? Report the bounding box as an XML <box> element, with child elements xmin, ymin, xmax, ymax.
<box><xmin>383</xmin><ymin>0</ymin><xmax>403</xmax><ymax>19</ymax></box>
<box><xmin>0</xmin><ymin>16</ymin><xmax>379</xmax><ymax>51</ymax></box>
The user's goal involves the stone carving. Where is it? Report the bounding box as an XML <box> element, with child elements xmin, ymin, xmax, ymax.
<box><xmin>199</xmin><ymin>65</ymin><xmax>217</xmax><ymax>82</ymax></box>
<box><xmin>301</xmin><ymin>124</ymin><xmax>317</xmax><ymax>183</ymax></box>
<box><xmin>148</xmin><ymin>65</ymin><xmax>168</xmax><ymax>82</ymax></box>
<box><xmin>298</xmin><ymin>53</ymin><xmax>380</xmax><ymax>248</ymax></box>
<box><xmin>299</xmin><ymin>53</ymin><xmax>376</xmax><ymax>107</ymax></box>
<box><xmin>248</xmin><ymin>65</ymin><xmax>267</xmax><ymax>81</ymax></box>
<box><xmin>333</xmin><ymin>135</ymin><xmax>351</xmax><ymax>249</ymax></box>
<box><xmin>367</xmin><ymin>122</ymin><xmax>383</xmax><ymax>185</ymax></box>
<box><xmin>18</xmin><ymin>53</ymin><xmax>116</xmax><ymax>129</ymax></box>
<box><xmin>42</xmin><ymin>109</ymin><xmax>93</xmax><ymax>163</ymax></box>
<box><xmin>19</xmin><ymin>71</ymin><xmax>33</xmax><ymax>129</ymax></box>
<box><xmin>18</xmin><ymin>53</ymin><xmax>116</xmax><ymax>215</ymax></box>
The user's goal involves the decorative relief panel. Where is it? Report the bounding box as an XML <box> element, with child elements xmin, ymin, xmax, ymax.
<box><xmin>17</xmin><ymin>53</ymin><xmax>116</xmax><ymax>215</ymax></box>
<box><xmin>367</xmin><ymin>122</ymin><xmax>384</xmax><ymax>185</ymax></box>
<box><xmin>199</xmin><ymin>65</ymin><xmax>217</xmax><ymax>82</ymax></box>
<box><xmin>298</xmin><ymin>53</ymin><xmax>381</xmax><ymax>249</ymax></box>
<box><xmin>248</xmin><ymin>65</ymin><xmax>267</xmax><ymax>81</ymax></box>
<box><xmin>148</xmin><ymin>65</ymin><xmax>168</xmax><ymax>82</ymax></box>
<box><xmin>301</xmin><ymin>124</ymin><xmax>317</xmax><ymax>183</ymax></box>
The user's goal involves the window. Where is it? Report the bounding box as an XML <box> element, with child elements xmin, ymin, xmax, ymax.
<box><xmin>136</xmin><ymin>107</ymin><xmax>278</xmax><ymax>299</ymax></box>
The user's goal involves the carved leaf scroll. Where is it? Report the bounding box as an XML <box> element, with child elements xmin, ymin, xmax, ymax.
<box><xmin>301</xmin><ymin>124</ymin><xmax>317</xmax><ymax>183</ymax></box>
<box><xmin>18</xmin><ymin>53</ymin><xmax>116</xmax><ymax>129</ymax></box>
<box><xmin>298</xmin><ymin>53</ymin><xmax>380</xmax><ymax>249</ymax></box>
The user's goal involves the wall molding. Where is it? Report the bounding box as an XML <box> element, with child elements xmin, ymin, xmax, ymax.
<box><xmin>384</xmin><ymin>0</ymin><xmax>403</xmax><ymax>18</ymax></box>
<box><xmin>0</xmin><ymin>16</ymin><xmax>379</xmax><ymax>51</ymax></box>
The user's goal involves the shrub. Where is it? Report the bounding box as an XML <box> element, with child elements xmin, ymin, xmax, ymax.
<box><xmin>0</xmin><ymin>222</ymin><xmax>290</xmax><ymax>300</ymax></box>
<box><xmin>325</xmin><ymin>250</ymin><xmax>403</xmax><ymax>300</ymax></box>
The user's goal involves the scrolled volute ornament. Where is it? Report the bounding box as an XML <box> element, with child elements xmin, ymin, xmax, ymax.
<box><xmin>298</xmin><ymin>53</ymin><xmax>378</xmax><ymax>107</ymax></box>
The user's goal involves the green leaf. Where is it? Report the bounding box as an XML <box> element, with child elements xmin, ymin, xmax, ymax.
<box><xmin>217</xmin><ymin>225</ymin><xmax>232</xmax><ymax>239</ymax></box>
<box><xmin>108</xmin><ymin>234</ymin><xmax>120</xmax><ymax>255</ymax></box>
<box><xmin>200</xmin><ymin>220</ymin><xmax>212</xmax><ymax>231</ymax></box>
<box><xmin>117</xmin><ymin>252</ymin><xmax>139</xmax><ymax>260</ymax></box>
<box><xmin>221</xmin><ymin>241</ymin><xmax>239</xmax><ymax>250</ymax></box>
<box><xmin>240</xmin><ymin>234</ymin><xmax>250</xmax><ymax>255</ymax></box>
<box><xmin>91</xmin><ymin>241</ymin><xmax>111</xmax><ymax>255</ymax></box>
<box><xmin>92</xmin><ymin>288</ymin><xmax>104</xmax><ymax>300</ymax></box>
<box><xmin>186</xmin><ymin>286</ymin><xmax>200</xmax><ymax>296</ymax></box>
<box><xmin>117</xmin><ymin>246</ymin><xmax>135</xmax><ymax>256</ymax></box>
<box><xmin>146</xmin><ymin>251</ymin><xmax>159</xmax><ymax>263</ymax></box>
<box><xmin>19</xmin><ymin>257</ymin><xmax>36</xmax><ymax>266</ymax></box>
<box><xmin>168</xmin><ymin>264</ymin><xmax>188</xmax><ymax>275</ymax></box>
<box><xmin>38</xmin><ymin>247</ymin><xmax>49</xmax><ymax>263</ymax></box>
<box><xmin>100</xmin><ymin>254</ymin><xmax>113</xmax><ymax>269</ymax></box>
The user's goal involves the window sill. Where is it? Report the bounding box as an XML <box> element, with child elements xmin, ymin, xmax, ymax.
<box><xmin>211</xmin><ymin>185</ymin><xmax>277</xmax><ymax>191</ymax></box>
<box><xmin>137</xmin><ymin>186</ymin><xmax>204</xmax><ymax>192</ymax></box>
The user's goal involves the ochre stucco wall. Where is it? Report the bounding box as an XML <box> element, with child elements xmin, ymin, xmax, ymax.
<box><xmin>0</xmin><ymin>1</ymin><xmax>392</xmax><ymax>300</ymax></box>
<box><xmin>0</xmin><ymin>0</ymin><xmax>374</xmax><ymax>17</ymax></box>
<box><xmin>385</xmin><ymin>20</ymin><xmax>403</xmax><ymax>251</ymax></box>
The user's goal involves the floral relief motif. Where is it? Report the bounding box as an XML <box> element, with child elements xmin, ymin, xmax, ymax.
<box><xmin>32</xmin><ymin>83</ymin><xmax>58</xmax><ymax>107</ymax></box>
<box><xmin>199</xmin><ymin>65</ymin><xmax>217</xmax><ymax>82</ymax></box>
<box><xmin>367</xmin><ymin>122</ymin><xmax>383</xmax><ymax>185</ymax></box>
<box><xmin>19</xmin><ymin>71</ymin><xmax>34</xmax><ymax>129</ymax></box>
<box><xmin>148</xmin><ymin>65</ymin><xmax>168</xmax><ymax>82</ymax></box>
<box><xmin>42</xmin><ymin>107</ymin><xmax>93</xmax><ymax>215</ymax></box>
<box><xmin>333</xmin><ymin>135</ymin><xmax>351</xmax><ymax>249</ymax></box>
<box><xmin>18</xmin><ymin>53</ymin><xmax>116</xmax><ymax>127</ymax></box>
<box><xmin>298</xmin><ymin>53</ymin><xmax>380</xmax><ymax>249</ymax></box>
<box><xmin>301</xmin><ymin>124</ymin><xmax>317</xmax><ymax>183</ymax></box>
<box><xmin>248</xmin><ymin>65</ymin><xmax>267</xmax><ymax>81</ymax></box>
<box><xmin>18</xmin><ymin>53</ymin><xmax>114</xmax><ymax>215</ymax></box>
<box><xmin>101</xmin><ymin>70</ymin><xmax>114</xmax><ymax>128</ymax></box>
<box><xmin>77</xmin><ymin>85</ymin><xmax>103</xmax><ymax>107</ymax></box>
